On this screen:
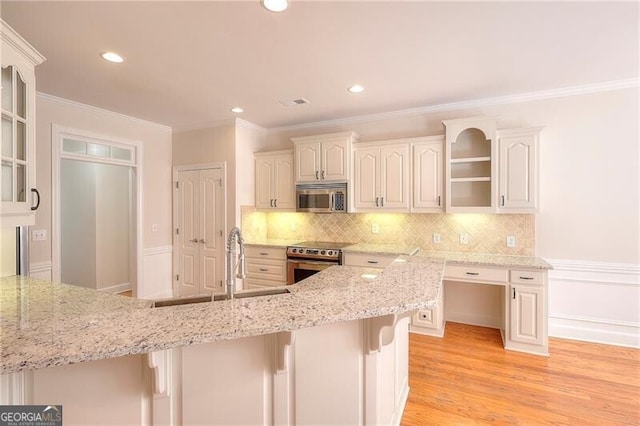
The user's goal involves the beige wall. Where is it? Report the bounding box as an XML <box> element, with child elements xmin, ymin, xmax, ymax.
<box><xmin>265</xmin><ymin>88</ymin><xmax>639</xmax><ymax>264</ymax></box>
<box><xmin>33</xmin><ymin>94</ymin><xmax>173</xmax><ymax>269</ymax></box>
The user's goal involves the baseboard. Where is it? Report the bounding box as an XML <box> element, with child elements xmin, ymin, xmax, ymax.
<box><xmin>391</xmin><ymin>379</ymin><xmax>410</xmax><ymax>426</ymax></box>
<box><xmin>99</xmin><ymin>282</ymin><xmax>131</xmax><ymax>294</ymax></box>
<box><xmin>549</xmin><ymin>314</ymin><xmax>640</xmax><ymax>348</ymax></box>
<box><xmin>445</xmin><ymin>311</ymin><xmax>501</xmax><ymax>329</ymax></box>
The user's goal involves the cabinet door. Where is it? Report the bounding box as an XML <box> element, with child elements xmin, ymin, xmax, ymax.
<box><xmin>412</xmin><ymin>141</ymin><xmax>444</xmax><ymax>212</ymax></box>
<box><xmin>321</xmin><ymin>138</ymin><xmax>349</xmax><ymax>181</ymax></box>
<box><xmin>273</xmin><ymin>154</ymin><xmax>294</xmax><ymax>209</ymax></box>
<box><xmin>498</xmin><ymin>129</ymin><xmax>539</xmax><ymax>212</ymax></box>
<box><xmin>353</xmin><ymin>148</ymin><xmax>379</xmax><ymax>210</ymax></box>
<box><xmin>255</xmin><ymin>157</ymin><xmax>275</xmax><ymax>209</ymax></box>
<box><xmin>510</xmin><ymin>285</ymin><xmax>543</xmax><ymax>346</ymax></box>
<box><xmin>295</xmin><ymin>141</ymin><xmax>320</xmax><ymax>183</ymax></box>
<box><xmin>379</xmin><ymin>144</ymin><xmax>409</xmax><ymax>211</ymax></box>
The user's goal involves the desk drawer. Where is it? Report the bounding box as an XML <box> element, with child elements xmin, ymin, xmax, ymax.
<box><xmin>510</xmin><ymin>269</ymin><xmax>545</xmax><ymax>286</ymax></box>
<box><xmin>445</xmin><ymin>265</ymin><xmax>508</xmax><ymax>283</ymax></box>
<box><xmin>245</xmin><ymin>246</ymin><xmax>287</xmax><ymax>260</ymax></box>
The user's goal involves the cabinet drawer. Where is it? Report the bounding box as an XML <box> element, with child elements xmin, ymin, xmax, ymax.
<box><xmin>246</xmin><ymin>259</ymin><xmax>287</xmax><ymax>281</ymax></box>
<box><xmin>245</xmin><ymin>246</ymin><xmax>287</xmax><ymax>260</ymax></box>
<box><xmin>245</xmin><ymin>278</ymin><xmax>283</xmax><ymax>289</ymax></box>
<box><xmin>445</xmin><ymin>265</ymin><xmax>508</xmax><ymax>284</ymax></box>
<box><xmin>510</xmin><ymin>269</ymin><xmax>545</xmax><ymax>286</ymax></box>
<box><xmin>343</xmin><ymin>253</ymin><xmax>396</xmax><ymax>268</ymax></box>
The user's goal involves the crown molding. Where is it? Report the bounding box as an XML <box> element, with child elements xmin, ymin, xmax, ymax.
<box><xmin>173</xmin><ymin>117</ymin><xmax>267</xmax><ymax>134</ymax></box>
<box><xmin>235</xmin><ymin>118</ymin><xmax>267</xmax><ymax>133</ymax></box>
<box><xmin>269</xmin><ymin>78</ymin><xmax>639</xmax><ymax>133</ymax></box>
<box><xmin>1</xmin><ymin>19</ymin><xmax>45</xmax><ymax>66</ymax></box>
<box><xmin>36</xmin><ymin>92</ymin><xmax>172</xmax><ymax>132</ymax></box>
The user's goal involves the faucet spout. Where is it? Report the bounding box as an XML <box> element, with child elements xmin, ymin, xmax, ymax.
<box><xmin>225</xmin><ymin>227</ymin><xmax>245</xmax><ymax>299</ymax></box>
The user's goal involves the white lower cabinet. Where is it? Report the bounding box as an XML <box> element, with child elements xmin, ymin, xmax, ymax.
<box><xmin>411</xmin><ymin>263</ymin><xmax>548</xmax><ymax>355</ymax></box>
<box><xmin>244</xmin><ymin>245</ymin><xmax>287</xmax><ymax>288</ymax></box>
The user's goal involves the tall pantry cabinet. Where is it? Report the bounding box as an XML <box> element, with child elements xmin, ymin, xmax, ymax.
<box><xmin>1</xmin><ymin>20</ymin><xmax>45</xmax><ymax>227</ymax></box>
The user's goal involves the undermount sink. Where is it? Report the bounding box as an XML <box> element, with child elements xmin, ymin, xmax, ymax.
<box><xmin>152</xmin><ymin>288</ymin><xmax>290</xmax><ymax>307</ymax></box>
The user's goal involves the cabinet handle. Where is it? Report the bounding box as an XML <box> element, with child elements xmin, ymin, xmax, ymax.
<box><xmin>30</xmin><ymin>188</ymin><xmax>40</xmax><ymax>211</ymax></box>
<box><xmin>367</xmin><ymin>260</ymin><xmax>379</xmax><ymax>264</ymax></box>
<box><xmin>512</xmin><ymin>288</ymin><xmax>516</xmax><ymax>299</ymax></box>
<box><xmin>437</xmin><ymin>195</ymin><xmax>441</xmax><ymax>206</ymax></box>
<box><xmin>315</xmin><ymin>171</ymin><xmax>319</xmax><ymax>180</ymax></box>
<box><xmin>321</xmin><ymin>170</ymin><xmax>325</xmax><ymax>180</ymax></box>
<box><xmin>274</xmin><ymin>199</ymin><xmax>278</xmax><ymax>207</ymax></box>
<box><xmin>260</xmin><ymin>268</ymin><xmax>268</xmax><ymax>272</ymax></box>
<box><xmin>519</xmin><ymin>276</ymin><xmax>534</xmax><ymax>280</ymax></box>
<box><xmin>381</xmin><ymin>197</ymin><xmax>384</xmax><ymax>207</ymax></box>
<box><xmin>465</xmin><ymin>272</ymin><xmax>479</xmax><ymax>276</ymax></box>
<box><xmin>501</xmin><ymin>195</ymin><xmax>505</xmax><ymax>206</ymax></box>
<box><xmin>270</xmin><ymin>199</ymin><xmax>274</xmax><ymax>207</ymax></box>
<box><xmin>260</xmin><ymin>252</ymin><xmax>268</xmax><ymax>256</ymax></box>
<box><xmin>375</xmin><ymin>197</ymin><xmax>379</xmax><ymax>207</ymax></box>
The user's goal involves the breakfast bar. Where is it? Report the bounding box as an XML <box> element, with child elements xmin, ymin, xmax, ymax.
<box><xmin>0</xmin><ymin>256</ymin><xmax>444</xmax><ymax>425</ymax></box>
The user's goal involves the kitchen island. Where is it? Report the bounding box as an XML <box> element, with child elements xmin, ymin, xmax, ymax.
<box><xmin>0</xmin><ymin>255</ymin><xmax>444</xmax><ymax>425</ymax></box>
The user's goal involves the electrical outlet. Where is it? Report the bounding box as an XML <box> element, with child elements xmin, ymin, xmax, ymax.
<box><xmin>290</xmin><ymin>221</ymin><xmax>297</xmax><ymax>231</ymax></box>
<box><xmin>432</xmin><ymin>233</ymin><xmax>441</xmax><ymax>244</ymax></box>
<box><xmin>506</xmin><ymin>236</ymin><xmax>516</xmax><ymax>248</ymax></box>
<box><xmin>459</xmin><ymin>233</ymin><xmax>469</xmax><ymax>245</ymax></box>
<box><xmin>32</xmin><ymin>230</ymin><xmax>47</xmax><ymax>241</ymax></box>
<box><xmin>152</xmin><ymin>224</ymin><xmax>158</xmax><ymax>232</ymax></box>
<box><xmin>371</xmin><ymin>223</ymin><xmax>380</xmax><ymax>234</ymax></box>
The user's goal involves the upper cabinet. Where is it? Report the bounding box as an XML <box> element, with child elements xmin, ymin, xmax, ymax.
<box><xmin>497</xmin><ymin>128</ymin><xmax>541</xmax><ymax>213</ymax></box>
<box><xmin>292</xmin><ymin>131</ymin><xmax>359</xmax><ymax>183</ymax></box>
<box><xmin>443</xmin><ymin>117</ymin><xmax>498</xmax><ymax>213</ymax></box>
<box><xmin>411</xmin><ymin>136</ymin><xmax>445</xmax><ymax>213</ymax></box>
<box><xmin>1</xmin><ymin>21</ymin><xmax>45</xmax><ymax>227</ymax></box>
<box><xmin>353</xmin><ymin>140</ymin><xmax>410</xmax><ymax>212</ymax></box>
<box><xmin>254</xmin><ymin>150</ymin><xmax>295</xmax><ymax>210</ymax></box>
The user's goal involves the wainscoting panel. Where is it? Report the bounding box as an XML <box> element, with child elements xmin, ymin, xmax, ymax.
<box><xmin>548</xmin><ymin>259</ymin><xmax>640</xmax><ymax>348</ymax></box>
<box><xmin>143</xmin><ymin>246</ymin><xmax>173</xmax><ymax>300</ymax></box>
<box><xmin>29</xmin><ymin>262</ymin><xmax>53</xmax><ymax>281</ymax></box>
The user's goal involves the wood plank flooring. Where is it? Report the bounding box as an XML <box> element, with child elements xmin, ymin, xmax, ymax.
<box><xmin>401</xmin><ymin>322</ymin><xmax>640</xmax><ymax>425</ymax></box>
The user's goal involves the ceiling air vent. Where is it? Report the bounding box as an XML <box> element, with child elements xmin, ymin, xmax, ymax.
<box><xmin>279</xmin><ymin>98</ymin><xmax>310</xmax><ymax>107</ymax></box>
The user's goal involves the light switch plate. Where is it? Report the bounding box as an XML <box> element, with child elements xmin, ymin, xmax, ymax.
<box><xmin>459</xmin><ymin>233</ymin><xmax>469</xmax><ymax>245</ymax></box>
<box><xmin>433</xmin><ymin>233</ymin><xmax>441</xmax><ymax>244</ymax></box>
<box><xmin>371</xmin><ymin>224</ymin><xmax>380</xmax><ymax>234</ymax></box>
<box><xmin>32</xmin><ymin>229</ymin><xmax>47</xmax><ymax>241</ymax></box>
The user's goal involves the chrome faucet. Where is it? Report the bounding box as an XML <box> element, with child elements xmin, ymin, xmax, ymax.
<box><xmin>225</xmin><ymin>227</ymin><xmax>246</xmax><ymax>299</ymax></box>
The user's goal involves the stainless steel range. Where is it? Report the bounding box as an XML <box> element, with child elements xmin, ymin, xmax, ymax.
<box><xmin>286</xmin><ymin>241</ymin><xmax>352</xmax><ymax>284</ymax></box>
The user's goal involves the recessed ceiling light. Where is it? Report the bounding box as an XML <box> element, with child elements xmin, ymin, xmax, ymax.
<box><xmin>348</xmin><ymin>84</ymin><xmax>364</xmax><ymax>93</ymax></box>
<box><xmin>231</xmin><ymin>107</ymin><xmax>244</xmax><ymax>113</ymax></box>
<box><xmin>262</xmin><ymin>0</ymin><xmax>288</xmax><ymax>13</ymax></box>
<box><xmin>101</xmin><ymin>52</ymin><xmax>124</xmax><ymax>63</ymax></box>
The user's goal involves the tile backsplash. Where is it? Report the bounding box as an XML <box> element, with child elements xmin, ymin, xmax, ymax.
<box><xmin>241</xmin><ymin>206</ymin><xmax>535</xmax><ymax>256</ymax></box>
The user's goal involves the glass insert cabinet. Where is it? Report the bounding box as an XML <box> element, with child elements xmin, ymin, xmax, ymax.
<box><xmin>0</xmin><ymin>20</ymin><xmax>45</xmax><ymax>227</ymax></box>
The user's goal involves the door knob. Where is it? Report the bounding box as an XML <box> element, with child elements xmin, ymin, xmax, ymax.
<box><xmin>190</xmin><ymin>238</ymin><xmax>199</xmax><ymax>243</ymax></box>
<box><xmin>199</xmin><ymin>239</ymin><xmax>206</xmax><ymax>244</ymax></box>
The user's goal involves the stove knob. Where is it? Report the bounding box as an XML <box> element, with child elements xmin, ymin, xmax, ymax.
<box><xmin>327</xmin><ymin>250</ymin><xmax>333</xmax><ymax>256</ymax></box>
<box><xmin>321</xmin><ymin>250</ymin><xmax>326</xmax><ymax>255</ymax></box>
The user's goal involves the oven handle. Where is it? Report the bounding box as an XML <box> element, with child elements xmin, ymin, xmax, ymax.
<box><xmin>287</xmin><ymin>259</ymin><xmax>339</xmax><ymax>267</ymax></box>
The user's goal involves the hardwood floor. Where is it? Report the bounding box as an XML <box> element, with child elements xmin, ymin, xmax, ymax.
<box><xmin>401</xmin><ymin>322</ymin><xmax>640</xmax><ymax>425</ymax></box>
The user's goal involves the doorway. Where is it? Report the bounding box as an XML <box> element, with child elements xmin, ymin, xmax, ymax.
<box><xmin>173</xmin><ymin>164</ymin><xmax>226</xmax><ymax>297</ymax></box>
<box><xmin>52</xmin><ymin>125</ymin><xmax>142</xmax><ymax>296</ymax></box>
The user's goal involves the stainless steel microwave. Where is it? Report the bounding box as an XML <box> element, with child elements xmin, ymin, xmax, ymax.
<box><xmin>296</xmin><ymin>183</ymin><xmax>347</xmax><ymax>213</ymax></box>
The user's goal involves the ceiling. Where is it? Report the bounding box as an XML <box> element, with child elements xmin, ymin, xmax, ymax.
<box><xmin>2</xmin><ymin>1</ymin><xmax>638</xmax><ymax>130</ymax></box>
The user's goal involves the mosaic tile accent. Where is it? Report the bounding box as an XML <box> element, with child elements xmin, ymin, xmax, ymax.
<box><xmin>241</xmin><ymin>207</ymin><xmax>535</xmax><ymax>256</ymax></box>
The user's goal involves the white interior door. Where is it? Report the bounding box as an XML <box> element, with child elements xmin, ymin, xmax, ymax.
<box><xmin>176</xmin><ymin>167</ymin><xmax>225</xmax><ymax>297</ymax></box>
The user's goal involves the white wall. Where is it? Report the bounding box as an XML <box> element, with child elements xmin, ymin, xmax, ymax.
<box><xmin>265</xmin><ymin>86</ymin><xmax>640</xmax><ymax>346</ymax></box>
<box><xmin>34</xmin><ymin>94</ymin><xmax>173</xmax><ymax>298</ymax></box>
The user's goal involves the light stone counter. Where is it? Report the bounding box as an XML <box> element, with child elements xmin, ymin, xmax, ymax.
<box><xmin>342</xmin><ymin>243</ymin><xmax>420</xmax><ymax>256</ymax></box>
<box><xmin>0</xmin><ymin>256</ymin><xmax>444</xmax><ymax>374</ymax></box>
<box><xmin>244</xmin><ymin>239</ymin><xmax>301</xmax><ymax>248</ymax></box>
<box><xmin>416</xmin><ymin>251</ymin><xmax>552</xmax><ymax>270</ymax></box>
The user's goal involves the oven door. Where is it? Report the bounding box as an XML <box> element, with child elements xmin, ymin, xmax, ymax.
<box><xmin>287</xmin><ymin>259</ymin><xmax>336</xmax><ymax>284</ymax></box>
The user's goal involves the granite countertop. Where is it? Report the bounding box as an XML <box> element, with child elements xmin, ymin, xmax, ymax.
<box><xmin>0</xmin><ymin>256</ymin><xmax>444</xmax><ymax>374</ymax></box>
<box><xmin>244</xmin><ymin>239</ymin><xmax>301</xmax><ymax>248</ymax></box>
<box><xmin>415</xmin><ymin>251</ymin><xmax>552</xmax><ymax>270</ymax></box>
<box><xmin>342</xmin><ymin>243</ymin><xmax>420</xmax><ymax>256</ymax></box>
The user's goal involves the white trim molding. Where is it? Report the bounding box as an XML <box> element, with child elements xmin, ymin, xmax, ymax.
<box><xmin>547</xmin><ymin>258</ymin><xmax>640</xmax><ymax>348</ymax></box>
<box><xmin>29</xmin><ymin>262</ymin><xmax>53</xmax><ymax>281</ymax></box>
<box><xmin>143</xmin><ymin>245</ymin><xmax>173</xmax><ymax>300</ymax></box>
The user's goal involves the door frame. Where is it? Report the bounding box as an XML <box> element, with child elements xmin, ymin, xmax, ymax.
<box><xmin>172</xmin><ymin>162</ymin><xmax>227</xmax><ymax>296</ymax></box>
<box><xmin>51</xmin><ymin>124</ymin><xmax>143</xmax><ymax>296</ymax></box>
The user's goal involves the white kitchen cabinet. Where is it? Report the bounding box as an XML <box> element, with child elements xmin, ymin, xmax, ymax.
<box><xmin>292</xmin><ymin>131</ymin><xmax>359</xmax><ymax>183</ymax></box>
<box><xmin>343</xmin><ymin>252</ymin><xmax>396</xmax><ymax>268</ymax></box>
<box><xmin>244</xmin><ymin>245</ymin><xmax>287</xmax><ymax>288</ymax></box>
<box><xmin>497</xmin><ymin>127</ymin><xmax>541</xmax><ymax>213</ymax></box>
<box><xmin>254</xmin><ymin>150</ymin><xmax>294</xmax><ymax>210</ymax></box>
<box><xmin>443</xmin><ymin>116</ymin><xmax>498</xmax><ymax>213</ymax></box>
<box><xmin>1</xmin><ymin>21</ymin><xmax>45</xmax><ymax>227</ymax></box>
<box><xmin>508</xmin><ymin>284</ymin><xmax>544</xmax><ymax>346</ymax></box>
<box><xmin>412</xmin><ymin>136</ymin><xmax>445</xmax><ymax>212</ymax></box>
<box><xmin>353</xmin><ymin>141</ymin><xmax>410</xmax><ymax>212</ymax></box>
